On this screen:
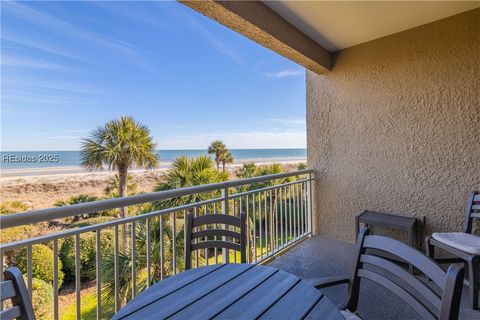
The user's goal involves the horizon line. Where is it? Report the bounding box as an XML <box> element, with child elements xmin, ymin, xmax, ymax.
<box><xmin>0</xmin><ymin>147</ymin><xmax>307</xmax><ymax>152</ymax></box>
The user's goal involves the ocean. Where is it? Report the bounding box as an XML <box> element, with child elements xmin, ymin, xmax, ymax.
<box><xmin>0</xmin><ymin>149</ymin><xmax>307</xmax><ymax>170</ymax></box>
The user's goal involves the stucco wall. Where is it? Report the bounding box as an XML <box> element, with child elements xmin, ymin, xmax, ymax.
<box><xmin>307</xmin><ymin>9</ymin><xmax>480</xmax><ymax>244</ymax></box>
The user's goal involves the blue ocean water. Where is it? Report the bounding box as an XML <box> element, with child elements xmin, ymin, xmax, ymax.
<box><xmin>0</xmin><ymin>149</ymin><xmax>307</xmax><ymax>169</ymax></box>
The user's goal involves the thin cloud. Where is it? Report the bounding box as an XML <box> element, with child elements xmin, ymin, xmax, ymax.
<box><xmin>173</xmin><ymin>6</ymin><xmax>242</xmax><ymax>64</ymax></box>
<box><xmin>264</xmin><ymin>69</ymin><xmax>304</xmax><ymax>78</ymax></box>
<box><xmin>1</xmin><ymin>33</ymin><xmax>94</xmax><ymax>64</ymax></box>
<box><xmin>2</xmin><ymin>1</ymin><xmax>148</xmax><ymax>69</ymax></box>
<box><xmin>4</xmin><ymin>76</ymin><xmax>105</xmax><ymax>96</ymax></box>
<box><xmin>1</xmin><ymin>55</ymin><xmax>72</xmax><ymax>71</ymax></box>
<box><xmin>91</xmin><ymin>1</ymin><xmax>172</xmax><ymax>30</ymax></box>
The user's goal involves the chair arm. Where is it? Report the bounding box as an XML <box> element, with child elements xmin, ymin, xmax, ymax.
<box><xmin>307</xmin><ymin>275</ymin><xmax>350</xmax><ymax>289</ymax></box>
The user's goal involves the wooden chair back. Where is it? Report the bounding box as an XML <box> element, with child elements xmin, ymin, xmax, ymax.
<box><xmin>345</xmin><ymin>228</ymin><xmax>464</xmax><ymax>320</ymax></box>
<box><xmin>1</xmin><ymin>267</ymin><xmax>36</xmax><ymax>320</ymax></box>
<box><xmin>463</xmin><ymin>191</ymin><xmax>480</xmax><ymax>234</ymax></box>
<box><xmin>185</xmin><ymin>212</ymin><xmax>246</xmax><ymax>269</ymax></box>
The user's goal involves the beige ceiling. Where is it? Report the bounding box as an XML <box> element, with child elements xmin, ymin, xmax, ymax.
<box><xmin>263</xmin><ymin>1</ymin><xmax>480</xmax><ymax>52</ymax></box>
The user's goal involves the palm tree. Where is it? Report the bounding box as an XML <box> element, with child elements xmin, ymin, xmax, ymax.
<box><xmin>207</xmin><ymin>140</ymin><xmax>227</xmax><ymax>171</ymax></box>
<box><xmin>154</xmin><ymin>155</ymin><xmax>227</xmax><ymax>209</ymax></box>
<box><xmin>103</xmin><ymin>174</ymin><xmax>138</xmax><ymax>197</ymax></box>
<box><xmin>101</xmin><ymin>214</ymin><xmax>183</xmax><ymax>307</ymax></box>
<box><xmin>220</xmin><ymin>151</ymin><xmax>234</xmax><ymax>171</ymax></box>
<box><xmin>81</xmin><ymin>116</ymin><xmax>159</xmax><ymax>249</ymax></box>
<box><xmin>54</xmin><ymin>194</ymin><xmax>98</xmax><ymax>223</ymax></box>
<box><xmin>236</xmin><ymin>162</ymin><xmax>257</xmax><ymax>179</ymax></box>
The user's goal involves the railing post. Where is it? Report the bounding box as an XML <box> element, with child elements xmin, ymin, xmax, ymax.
<box><xmin>307</xmin><ymin>172</ymin><xmax>313</xmax><ymax>236</ymax></box>
<box><xmin>221</xmin><ymin>188</ymin><xmax>229</xmax><ymax>263</ymax></box>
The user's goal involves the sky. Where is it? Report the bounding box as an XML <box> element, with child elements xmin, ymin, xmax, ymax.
<box><xmin>1</xmin><ymin>1</ymin><xmax>306</xmax><ymax>151</ymax></box>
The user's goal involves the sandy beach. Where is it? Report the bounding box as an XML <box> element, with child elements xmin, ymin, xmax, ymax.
<box><xmin>0</xmin><ymin>160</ymin><xmax>305</xmax><ymax>210</ymax></box>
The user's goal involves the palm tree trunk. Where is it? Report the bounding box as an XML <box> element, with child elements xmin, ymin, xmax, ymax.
<box><xmin>216</xmin><ymin>158</ymin><xmax>220</xmax><ymax>171</ymax></box>
<box><xmin>119</xmin><ymin>168</ymin><xmax>128</xmax><ymax>252</ymax></box>
<box><xmin>222</xmin><ymin>162</ymin><xmax>225</xmax><ymax>171</ymax></box>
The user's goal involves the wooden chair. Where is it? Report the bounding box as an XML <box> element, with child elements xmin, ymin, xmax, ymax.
<box><xmin>426</xmin><ymin>191</ymin><xmax>480</xmax><ymax>309</ymax></box>
<box><xmin>185</xmin><ymin>212</ymin><xmax>246</xmax><ymax>269</ymax></box>
<box><xmin>1</xmin><ymin>267</ymin><xmax>36</xmax><ymax>320</ymax></box>
<box><xmin>310</xmin><ymin>228</ymin><xmax>465</xmax><ymax>320</ymax></box>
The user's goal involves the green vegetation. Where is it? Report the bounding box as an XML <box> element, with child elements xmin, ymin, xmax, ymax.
<box><xmin>0</xmin><ymin>200</ymin><xmax>29</xmax><ymax>214</ymax></box>
<box><xmin>297</xmin><ymin>162</ymin><xmax>307</xmax><ymax>170</ymax></box>
<box><xmin>154</xmin><ymin>155</ymin><xmax>227</xmax><ymax>209</ymax></box>
<box><xmin>80</xmin><ymin>116</ymin><xmax>159</xmax><ymax>223</ymax></box>
<box><xmin>16</xmin><ymin>244</ymin><xmax>64</xmax><ymax>287</ymax></box>
<box><xmin>30</xmin><ymin>277</ymin><xmax>54</xmax><ymax>319</ymax></box>
<box><xmin>60</xmin><ymin>290</ymin><xmax>115</xmax><ymax>320</ymax></box>
<box><xmin>69</xmin><ymin>216</ymin><xmax>117</xmax><ymax>229</ymax></box>
<box><xmin>2</xmin><ymin>123</ymin><xmax>305</xmax><ymax>320</ymax></box>
<box><xmin>60</xmin><ymin>231</ymin><xmax>114</xmax><ymax>281</ymax></box>
<box><xmin>55</xmin><ymin>195</ymin><xmax>99</xmax><ymax>223</ymax></box>
<box><xmin>207</xmin><ymin>140</ymin><xmax>233</xmax><ymax>171</ymax></box>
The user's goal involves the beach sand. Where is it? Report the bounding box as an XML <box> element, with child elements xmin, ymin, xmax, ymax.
<box><xmin>0</xmin><ymin>160</ymin><xmax>305</xmax><ymax>210</ymax></box>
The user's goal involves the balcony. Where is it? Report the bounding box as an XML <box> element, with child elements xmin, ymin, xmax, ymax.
<box><xmin>2</xmin><ymin>170</ymin><xmax>478</xmax><ymax>319</ymax></box>
<box><xmin>0</xmin><ymin>170</ymin><xmax>314</xmax><ymax>319</ymax></box>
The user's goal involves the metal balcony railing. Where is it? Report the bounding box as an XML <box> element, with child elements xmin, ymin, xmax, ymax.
<box><xmin>0</xmin><ymin>169</ymin><xmax>314</xmax><ymax>319</ymax></box>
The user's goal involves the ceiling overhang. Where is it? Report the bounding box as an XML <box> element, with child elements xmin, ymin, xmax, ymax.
<box><xmin>180</xmin><ymin>1</ymin><xmax>480</xmax><ymax>74</ymax></box>
<box><xmin>179</xmin><ymin>0</ymin><xmax>333</xmax><ymax>73</ymax></box>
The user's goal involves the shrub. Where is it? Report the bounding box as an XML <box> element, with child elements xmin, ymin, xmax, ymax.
<box><xmin>60</xmin><ymin>230</ymin><xmax>114</xmax><ymax>281</ymax></box>
<box><xmin>16</xmin><ymin>244</ymin><xmax>64</xmax><ymax>288</ymax></box>
<box><xmin>30</xmin><ymin>277</ymin><xmax>54</xmax><ymax>318</ymax></box>
<box><xmin>297</xmin><ymin>162</ymin><xmax>307</xmax><ymax>170</ymax></box>
<box><xmin>69</xmin><ymin>216</ymin><xmax>116</xmax><ymax>229</ymax></box>
<box><xmin>0</xmin><ymin>200</ymin><xmax>29</xmax><ymax>214</ymax></box>
<box><xmin>54</xmin><ymin>194</ymin><xmax>99</xmax><ymax>223</ymax></box>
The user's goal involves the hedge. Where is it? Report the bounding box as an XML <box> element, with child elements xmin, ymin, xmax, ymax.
<box><xmin>60</xmin><ymin>230</ymin><xmax>114</xmax><ymax>281</ymax></box>
<box><xmin>16</xmin><ymin>244</ymin><xmax>64</xmax><ymax>288</ymax></box>
<box><xmin>30</xmin><ymin>277</ymin><xmax>54</xmax><ymax>318</ymax></box>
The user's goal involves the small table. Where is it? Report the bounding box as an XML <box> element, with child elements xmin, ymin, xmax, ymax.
<box><xmin>355</xmin><ymin>211</ymin><xmax>418</xmax><ymax>248</ymax></box>
<box><xmin>113</xmin><ymin>264</ymin><xmax>345</xmax><ymax>320</ymax></box>
<box><xmin>356</xmin><ymin>211</ymin><xmax>418</xmax><ymax>272</ymax></box>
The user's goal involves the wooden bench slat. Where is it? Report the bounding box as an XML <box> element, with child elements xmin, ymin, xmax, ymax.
<box><xmin>0</xmin><ymin>306</ymin><xmax>22</xmax><ymax>320</ymax></box>
<box><xmin>0</xmin><ymin>280</ymin><xmax>16</xmax><ymax>301</ymax></box>
<box><xmin>192</xmin><ymin>214</ymin><xmax>240</xmax><ymax>228</ymax></box>
<box><xmin>191</xmin><ymin>229</ymin><xmax>240</xmax><ymax>240</ymax></box>
<box><xmin>191</xmin><ymin>240</ymin><xmax>241</xmax><ymax>252</ymax></box>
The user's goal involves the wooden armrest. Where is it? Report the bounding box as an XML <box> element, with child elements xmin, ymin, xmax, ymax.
<box><xmin>307</xmin><ymin>275</ymin><xmax>350</xmax><ymax>289</ymax></box>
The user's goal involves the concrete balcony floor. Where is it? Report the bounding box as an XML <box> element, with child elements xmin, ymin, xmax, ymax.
<box><xmin>267</xmin><ymin>235</ymin><xmax>479</xmax><ymax>320</ymax></box>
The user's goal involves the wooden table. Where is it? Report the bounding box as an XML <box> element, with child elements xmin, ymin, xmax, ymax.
<box><xmin>113</xmin><ymin>264</ymin><xmax>345</xmax><ymax>320</ymax></box>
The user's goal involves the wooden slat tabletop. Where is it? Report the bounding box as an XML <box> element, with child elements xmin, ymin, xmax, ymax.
<box><xmin>113</xmin><ymin>264</ymin><xmax>345</xmax><ymax>320</ymax></box>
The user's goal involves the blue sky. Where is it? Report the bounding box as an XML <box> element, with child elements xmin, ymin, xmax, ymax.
<box><xmin>1</xmin><ymin>1</ymin><xmax>306</xmax><ymax>151</ymax></box>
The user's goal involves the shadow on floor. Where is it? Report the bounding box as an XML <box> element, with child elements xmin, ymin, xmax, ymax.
<box><xmin>267</xmin><ymin>235</ymin><xmax>479</xmax><ymax>320</ymax></box>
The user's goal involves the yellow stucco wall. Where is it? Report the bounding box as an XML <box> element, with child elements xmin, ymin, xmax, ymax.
<box><xmin>307</xmin><ymin>9</ymin><xmax>480</xmax><ymax>243</ymax></box>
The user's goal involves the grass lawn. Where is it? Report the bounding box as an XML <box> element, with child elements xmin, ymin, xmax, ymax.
<box><xmin>61</xmin><ymin>290</ymin><xmax>114</xmax><ymax>320</ymax></box>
